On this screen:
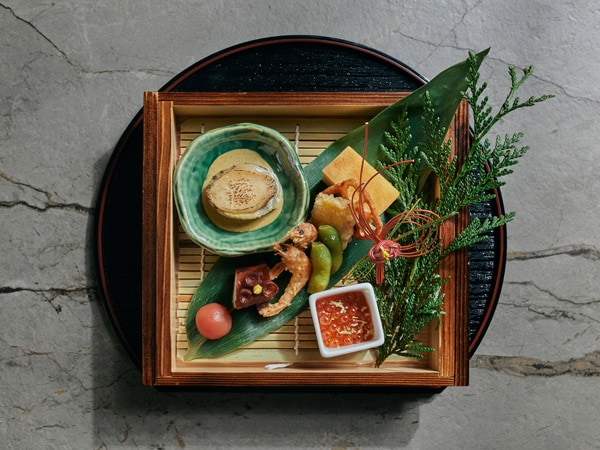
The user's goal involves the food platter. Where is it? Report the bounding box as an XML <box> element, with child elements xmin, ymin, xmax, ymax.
<box><xmin>94</xmin><ymin>36</ymin><xmax>506</xmax><ymax>388</ymax></box>
<box><xmin>142</xmin><ymin>91</ymin><xmax>469</xmax><ymax>387</ymax></box>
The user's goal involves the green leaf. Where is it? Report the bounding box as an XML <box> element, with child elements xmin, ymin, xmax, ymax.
<box><xmin>184</xmin><ymin>239</ymin><xmax>372</xmax><ymax>359</ymax></box>
<box><xmin>184</xmin><ymin>49</ymin><xmax>489</xmax><ymax>360</ymax></box>
<box><xmin>303</xmin><ymin>48</ymin><xmax>490</xmax><ymax>190</ymax></box>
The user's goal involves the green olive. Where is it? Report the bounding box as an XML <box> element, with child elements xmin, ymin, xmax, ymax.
<box><xmin>318</xmin><ymin>225</ymin><xmax>343</xmax><ymax>274</ymax></box>
<box><xmin>306</xmin><ymin>242</ymin><xmax>332</xmax><ymax>294</ymax></box>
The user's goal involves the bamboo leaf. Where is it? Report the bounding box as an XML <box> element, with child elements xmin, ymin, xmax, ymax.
<box><xmin>303</xmin><ymin>48</ymin><xmax>490</xmax><ymax>190</ymax></box>
<box><xmin>185</xmin><ymin>239</ymin><xmax>372</xmax><ymax>359</ymax></box>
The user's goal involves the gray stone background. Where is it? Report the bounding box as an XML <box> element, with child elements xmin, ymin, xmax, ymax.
<box><xmin>1</xmin><ymin>1</ymin><xmax>598</xmax><ymax>449</ymax></box>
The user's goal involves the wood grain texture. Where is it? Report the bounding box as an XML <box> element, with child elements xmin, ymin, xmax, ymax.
<box><xmin>141</xmin><ymin>92</ymin><xmax>159</xmax><ymax>385</ymax></box>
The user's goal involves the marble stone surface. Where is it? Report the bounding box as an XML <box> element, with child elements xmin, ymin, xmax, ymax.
<box><xmin>1</xmin><ymin>1</ymin><xmax>599</xmax><ymax>449</ymax></box>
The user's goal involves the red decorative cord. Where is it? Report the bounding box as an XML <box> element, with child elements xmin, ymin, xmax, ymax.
<box><xmin>349</xmin><ymin>123</ymin><xmax>442</xmax><ymax>284</ymax></box>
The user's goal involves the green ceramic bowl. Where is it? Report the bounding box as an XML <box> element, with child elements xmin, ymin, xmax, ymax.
<box><xmin>173</xmin><ymin>123</ymin><xmax>310</xmax><ymax>256</ymax></box>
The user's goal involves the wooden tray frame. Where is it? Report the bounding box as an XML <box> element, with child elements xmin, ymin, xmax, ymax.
<box><xmin>142</xmin><ymin>91</ymin><xmax>469</xmax><ymax>388</ymax></box>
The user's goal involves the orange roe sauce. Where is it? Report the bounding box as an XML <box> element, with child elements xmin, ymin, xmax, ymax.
<box><xmin>314</xmin><ymin>291</ymin><xmax>375</xmax><ymax>348</ymax></box>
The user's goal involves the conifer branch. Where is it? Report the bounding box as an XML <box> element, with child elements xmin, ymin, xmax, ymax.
<box><xmin>350</xmin><ymin>52</ymin><xmax>554</xmax><ymax>365</ymax></box>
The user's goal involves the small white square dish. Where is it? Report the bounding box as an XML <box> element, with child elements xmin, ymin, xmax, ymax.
<box><xmin>308</xmin><ymin>283</ymin><xmax>384</xmax><ymax>358</ymax></box>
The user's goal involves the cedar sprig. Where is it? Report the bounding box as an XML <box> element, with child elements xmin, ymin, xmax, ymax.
<box><xmin>373</xmin><ymin>249</ymin><xmax>445</xmax><ymax>364</ymax></box>
<box><xmin>442</xmin><ymin>213</ymin><xmax>515</xmax><ymax>257</ymax></box>
<box><xmin>377</xmin><ymin>107</ymin><xmax>423</xmax><ymax>214</ymax></box>
<box><xmin>460</xmin><ymin>55</ymin><xmax>555</xmax><ymax>184</ymax></box>
<box><xmin>353</xmin><ymin>52</ymin><xmax>553</xmax><ymax>365</ymax></box>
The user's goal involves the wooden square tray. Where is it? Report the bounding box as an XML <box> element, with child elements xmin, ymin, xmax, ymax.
<box><xmin>142</xmin><ymin>91</ymin><xmax>469</xmax><ymax>388</ymax></box>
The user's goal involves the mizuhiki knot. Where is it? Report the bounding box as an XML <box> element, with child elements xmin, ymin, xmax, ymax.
<box><xmin>368</xmin><ymin>240</ymin><xmax>402</xmax><ymax>284</ymax></box>
<box><xmin>368</xmin><ymin>240</ymin><xmax>402</xmax><ymax>263</ymax></box>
